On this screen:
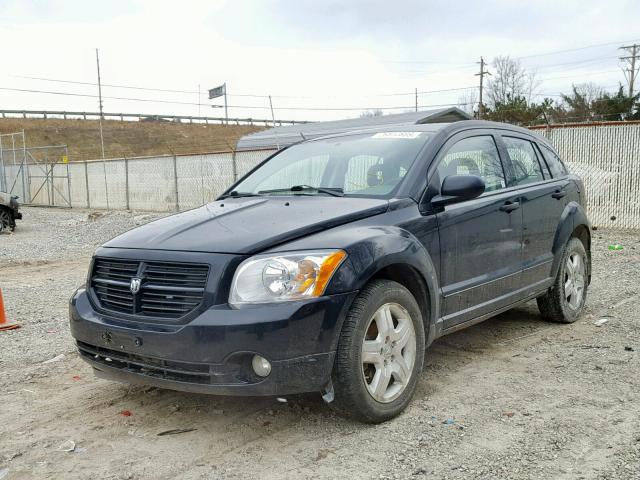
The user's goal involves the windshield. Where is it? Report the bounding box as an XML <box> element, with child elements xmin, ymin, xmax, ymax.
<box><xmin>228</xmin><ymin>131</ymin><xmax>431</xmax><ymax>198</ymax></box>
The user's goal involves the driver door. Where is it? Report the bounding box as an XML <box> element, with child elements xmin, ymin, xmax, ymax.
<box><xmin>432</xmin><ymin>131</ymin><xmax>524</xmax><ymax>329</ymax></box>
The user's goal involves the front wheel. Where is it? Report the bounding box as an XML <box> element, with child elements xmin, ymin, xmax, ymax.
<box><xmin>537</xmin><ymin>237</ymin><xmax>589</xmax><ymax>323</ymax></box>
<box><xmin>331</xmin><ymin>280</ymin><xmax>425</xmax><ymax>423</ymax></box>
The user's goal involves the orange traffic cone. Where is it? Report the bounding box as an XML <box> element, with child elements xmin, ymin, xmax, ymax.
<box><xmin>0</xmin><ymin>288</ymin><xmax>20</xmax><ymax>331</ymax></box>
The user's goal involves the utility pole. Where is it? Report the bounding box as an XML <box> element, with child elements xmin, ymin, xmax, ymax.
<box><xmin>268</xmin><ymin>95</ymin><xmax>276</xmax><ymax>128</ymax></box>
<box><xmin>95</xmin><ymin>49</ymin><xmax>105</xmax><ymax>159</ymax></box>
<box><xmin>475</xmin><ymin>56</ymin><xmax>490</xmax><ymax>119</ymax></box>
<box><xmin>95</xmin><ymin>48</ymin><xmax>109</xmax><ymax>209</ymax></box>
<box><xmin>415</xmin><ymin>87</ymin><xmax>418</xmax><ymax>112</ymax></box>
<box><xmin>619</xmin><ymin>44</ymin><xmax>640</xmax><ymax>99</ymax></box>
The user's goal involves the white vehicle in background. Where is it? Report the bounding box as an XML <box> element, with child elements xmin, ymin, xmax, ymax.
<box><xmin>0</xmin><ymin>191</ymin><xmax>22</xmax><ymax>232</ymax></box>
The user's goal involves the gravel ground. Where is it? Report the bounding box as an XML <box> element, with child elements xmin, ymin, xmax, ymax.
<box><xmin>0</xmin><ymin>207</ymin><xmax>639</xmax><ymax>480</ymax></box>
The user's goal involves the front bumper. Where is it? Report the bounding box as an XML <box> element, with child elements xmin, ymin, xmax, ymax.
<box><xmin>70</xmin><ymin>288</ymin><xmax>356</xmax><ymax>396</ymax></box>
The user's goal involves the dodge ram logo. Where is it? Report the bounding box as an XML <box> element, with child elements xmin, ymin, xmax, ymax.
<box><xmin>130</xmin><ymin>277</ymin><xmax>142</xmax><ymax>294</ymax></box>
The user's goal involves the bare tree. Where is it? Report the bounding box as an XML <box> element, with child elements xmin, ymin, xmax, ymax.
<box><xmin>360</xmin><ymin>109</ymin><xmax>384</xmax><ymax>118</ymax></box>
<box><xmin>457</xmin><ymin>89</ymin><xmax>478</xmax><ymax>117</ymax></box>
<box><xmin>560</xmin><ymin>83</ymin><xmax>605</xmax><ymax>120</ymax></box>
<box><xmin>486</xmin><ymin>56</ymin><xmax>539</xmax><ymax>107</ymax></box>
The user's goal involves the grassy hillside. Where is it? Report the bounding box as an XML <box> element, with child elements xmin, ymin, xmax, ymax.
<box><xmin>0</xmin><ymin>118</ymin><xmax>263</xmax><ymax>161</ymax></box>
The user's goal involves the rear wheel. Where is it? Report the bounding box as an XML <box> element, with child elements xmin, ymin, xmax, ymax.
<box><xmin>537</xmin><ymin>237</ymin><xmax>588</xmax><ymax>323</ymax></box>
<box><xmin>331</xmin><ymin>280</ymin><xmax>425</xmax><ymax>423</ymax></box>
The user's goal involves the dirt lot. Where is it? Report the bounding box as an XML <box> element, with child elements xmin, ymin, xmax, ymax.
<box><xmin>0</xmin><ymin>118</ymin><xmax>262</xmax><ymax>160</ymax></box>
<box><xmin>1</xmin><ymin>207</ymin><xmax>639</xmax><ymax>480</ymax></box>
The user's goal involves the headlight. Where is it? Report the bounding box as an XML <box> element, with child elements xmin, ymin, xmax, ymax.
<box><xmin>229</xmin><ymin>250</ymin><xmax>346</xmax><ymax>305</ymax></box>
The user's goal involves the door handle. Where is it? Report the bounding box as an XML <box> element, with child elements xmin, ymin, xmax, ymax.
<box><xmin>499</xmin><ymin>201</ymin><xmax>520</xmax><ymax>213</ymax></box>
<box><xmin>551</xmin><ymin>190</ymin><xmax>567</xmax><ymax>199</ymax></box>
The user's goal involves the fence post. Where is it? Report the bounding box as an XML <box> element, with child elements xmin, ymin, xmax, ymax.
<box><xmin>232</xmin><ymin>150</ymin><xmax>238</xmax><ymax>182</ymax></box>
<box><xmin>84</xmin><ymin>161</ymin><xmax>91</xmax><ymax>208</ymax></box>
<box><xmin>65</xmin><ymin>147</ymin><xmax>72</xmax><ymax>208</ymax></box>
<box><xmin>124</xmin><ymin>157</ymin><xmax>130</xmax><ymax>210</ymax></box>
<box><xmin>172</xmin><ymin>155</ymin><xmax>179</xmax><ymax>211</ymax></box>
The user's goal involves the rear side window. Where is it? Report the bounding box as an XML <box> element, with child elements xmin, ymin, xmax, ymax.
<box><xmin>503</xmin><ymin>137</ymin><xmax>544</xmax><ymax>186</ymax></box>
<box><xmin>437</xmin><ymin>136</ymin><xmax>506</xmax><ymax>192</ymax></box>
<box><xmin>539</xmin><ymin>144</ymin><xmax>568</xmax><ymax>178</ymax></box>
<box><xmin>535</xmin><ymin>144</ymin><xmax>552</xmax><ymax>179</ymax></box>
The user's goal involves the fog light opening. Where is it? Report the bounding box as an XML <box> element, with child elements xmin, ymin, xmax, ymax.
<box><xmin>252</xmin><ymin>354</ymin><xmax>272</xmax><ymax>377</ymax></box>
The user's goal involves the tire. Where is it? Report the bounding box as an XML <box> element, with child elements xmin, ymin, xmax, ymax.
<box><xmin>0</xmin><ymin>207</ymin><xmax>13</xmax><ymax>232</ymax></box>
<box><xmin>537</xmin><ymin>237</ymin><xmax>589</xmax><ymax>323</ymax></box>
<box><xmin>331</xmin><ymin>279</ymin><xmax>426</xmax><ymax>423</ymax></box>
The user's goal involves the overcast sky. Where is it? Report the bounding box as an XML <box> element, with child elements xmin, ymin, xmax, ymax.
<box><xmin>0</xmin><ymin>0</ymin><xmax>639</xmax><ymax>121</ymax></box>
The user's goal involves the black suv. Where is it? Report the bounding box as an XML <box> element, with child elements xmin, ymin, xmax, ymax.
<box><xmin>70</xmin><ymin>120</ymin><xmax>591</xmax><ymax>423</ymax></box>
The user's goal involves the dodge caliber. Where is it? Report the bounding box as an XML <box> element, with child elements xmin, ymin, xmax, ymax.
<box><xmin>70</xmin><ymin>120</ymin><xmax>591</xmax><ymax>423</ymax></box>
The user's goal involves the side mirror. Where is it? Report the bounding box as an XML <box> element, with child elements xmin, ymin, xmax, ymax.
<box><xmin>431</xmin><ymin>175</ymin><xmax>485</xmax><ymax>207</ymax></box>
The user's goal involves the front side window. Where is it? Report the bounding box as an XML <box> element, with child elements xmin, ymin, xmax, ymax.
<box><xmin>539</xmin><ymin>144</ymin><xmax>568</xmax><ymax>178</ymax></box>
<box><xmin>436</xmin><ymin>135</ymin><xmax>506</xmax><ymax>193</ymax></box>
<box><xmin>503</xmin><ymin>137</ymin><xmax>544</xmax><ymax>186</ymax></box>
<box><xmin>230</xmin><ymin>132</ymin><xmax>431</xmax><ymax>198</ymax></box>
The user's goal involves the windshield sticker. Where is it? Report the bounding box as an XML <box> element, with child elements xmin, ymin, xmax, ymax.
<box><xmin>372</xmin><ymin>132</ymin><xmax>422</xmax><ymax>139</ymax></box>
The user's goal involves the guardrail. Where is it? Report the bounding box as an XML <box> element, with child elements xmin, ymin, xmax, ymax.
<box><xmin>0</xmin><ymin>109</ymin><xmax>309</xmax><ymax>126</ymax></box>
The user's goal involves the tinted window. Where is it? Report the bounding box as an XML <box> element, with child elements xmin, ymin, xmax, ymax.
<box><xmin>503</xmin><ymin>137</ymin><xmax>544</xmax><ymax>186</ymax></box>
<box><xmin>539</xmin><ymin>144</ymin><xmax>568</xmax><ymax>177</ymax></box>
<box><xmin>437</xmin><ymin>135</ymin><xmax>506</xmax><ymax>193</ymax></box>
<box><xmin>535</xmin><ymin>144</ymin><xmax>552</xmax><ymax>179</ymax></box>
<box><xmin>233</xmin><ymin>132</ymin><xmax>431</xmax><ymax>198</ymax></box>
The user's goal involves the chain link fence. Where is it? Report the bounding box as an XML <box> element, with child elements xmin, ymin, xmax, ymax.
<box><xmin>59</xmin><ymin>149</ymin><xmax>276</xmax><ymax>212</ymax></box>
<box><xmin>10</xmin><ymin>123</ymin><xmax>640</xmax><ymax>229</ymax></box>
<box><xmin>0</xmin><ymin>132</ymin><xmax>72</xmax><ymax>207</ymax></box>
<box><xmin>534</xmin><ymin>123</ymin><xmax>640</xmax><ymax>229</ymax></box>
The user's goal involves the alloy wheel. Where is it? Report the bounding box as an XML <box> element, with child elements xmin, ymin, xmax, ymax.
<box><xmin>564</xmin><ymin>252</ymin><xmax>586</xmax><ymax>310</ymax></box>
<box><xmin>361</xmin><ymin>303</ymin><xmax>417</xmax><ymax>403</ymax></box>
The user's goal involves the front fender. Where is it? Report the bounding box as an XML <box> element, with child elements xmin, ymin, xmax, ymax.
<box><xmin>550</xmin><ymin>201</ymin><xmax>592</xmax><ymax>280</ymax></box>
<box><xmin>325</xmin><ymin>226</ymin><xmax>441</xmax><ymax>344</ymax></box>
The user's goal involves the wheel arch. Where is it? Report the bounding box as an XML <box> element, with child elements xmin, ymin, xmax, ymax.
<box><xmin>550</xmin><ymin>201</ymin><xmax>592</xmax><ymax>282</ymax></box>
<box><xmin>369</xmin><ymin>263</ymin><xmax>432</xmax><ymax>342</ymax></box>
<box><xmin>327</xmin><ymin>229</ymin><xmax>441</xmax><ymax>346</ymax></box>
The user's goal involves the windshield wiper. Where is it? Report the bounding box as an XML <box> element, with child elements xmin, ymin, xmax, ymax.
<box><xmin>258</xmin><ymin>185</ymin><xmax>344</xmax><ymax>197</ymax></box>
<box><xmin>219</xmin><ymin>190</ymin><xmax>264</xmax><ymax>199</ymax></box>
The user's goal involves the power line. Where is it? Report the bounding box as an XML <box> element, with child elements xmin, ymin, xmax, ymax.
<box><xmin>515</xmin><ymin>38</ymin><xmax>640</xmax><ymax>59</ymax></box>
<box><xmin>11</xmin><ymin>74</ymin><xmax>475</xmax><ymax>99</ymax></box>
<box><xmin>0</xmin><ymin>85</ymin><xmax>464</xmax><ymax>111</ymax></box>
<box><xmin>380</xmin><ymin>38</ymin><xmax>640</xmax><ymax>66</ymax></box>
<box><xmin>540</xmin><ymin>69</ymin><xmax>622</xmax><ymax>82</ymax></box>
<box><xmin>528</xmin><ymin>55</ymin><xmax>618</xmax><ymax>71</ymax></box>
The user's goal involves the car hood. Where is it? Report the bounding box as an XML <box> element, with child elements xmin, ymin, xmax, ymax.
<box><xmin>103</xmin><ymin>196</ymin><xmax>389</xmax><ymax>254</ymax></box>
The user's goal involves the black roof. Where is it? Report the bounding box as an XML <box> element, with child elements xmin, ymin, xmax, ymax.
<box><xmin>236</xmin><ymin>107</ymin><xmax>473</xmax><ymax>151</ymax></box>
<box><xmin>287</xmin><ymin>119</ymin><xmax>549</xmax><ymax>147</ymax></box>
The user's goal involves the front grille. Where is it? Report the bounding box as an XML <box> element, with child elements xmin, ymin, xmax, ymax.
<box><xmin>91</xmin><ymin>258</ymin><xmax>209</xmax><ymax>319</ymax></box>
<box><xmin>77</xmin><ymin>341</ymin><xmax>213</xmax><ymax>384</ymax></box>
<box><xmin>77</xmin><ymin>341</ymin><xmax>251</xmax><ymax>386</ymax></box>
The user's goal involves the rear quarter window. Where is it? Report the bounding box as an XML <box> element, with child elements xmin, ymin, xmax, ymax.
<box><xmin>539</xmin><ymin>144</ymin><xmax>568</xmax><ymax>178</ymax></box>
